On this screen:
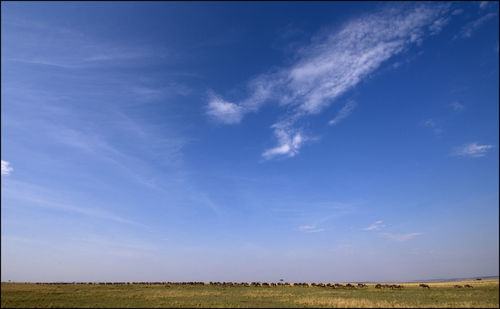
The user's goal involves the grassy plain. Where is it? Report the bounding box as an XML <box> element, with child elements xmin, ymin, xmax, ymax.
<box><xmin>1</xmin><ymin>279</ymin><xmax>498</xmax><ymax>308</ymax></box>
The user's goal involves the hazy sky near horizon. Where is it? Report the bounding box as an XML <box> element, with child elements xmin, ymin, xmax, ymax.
<box><xmin>1</xmin><ymin>1</ymin><xmax>499</xmax><ymax>282</ymax></box>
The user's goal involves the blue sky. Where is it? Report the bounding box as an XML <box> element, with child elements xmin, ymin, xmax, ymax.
<box><xmin>1</xmin><ymin>2</ymin><xmax>498</xmax><ymax>283</ymax></box>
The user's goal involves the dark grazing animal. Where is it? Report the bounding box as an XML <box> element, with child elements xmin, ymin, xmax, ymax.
<box><xmin>375</xmin><ymin>283</ymin><xmax>403</xmax><ymax>289</ymax></box>
<box><xmin>419</xmin><ymin>284</ymin><xmax>430</xmax><ymax>289</ymax></box>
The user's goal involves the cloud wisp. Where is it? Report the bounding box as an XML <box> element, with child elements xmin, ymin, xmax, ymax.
<box><xmin>452</xmin><ymin>142</ymin><xmax>495</xmax><ymax>157</ymax></box>
<box><xmin>205</xmin><ymin>3</ymin><xmax>452</xmax><ymax>159</ymax></box>
<box><xmin>363</xmin><ymin>220</ymin><xmax>384</xmax><ymax>231</ymax></box>
<box><xmin>3</xmin><ymin>17</ymin><xmax>168</xmax><ymax>70</ymax></box>
<box><xmin>422</xmin><ymin>118</ymin><xmax>443</xmax><ymax>136</ymax></box>
<box><xmin>479</xmin><ymin>1</ymin><xmax>489</xmax><ymax>10</ymax></box>
<box><xmin>364</xmin><ymin>220</ymin><xmax>422</xmax><ymax>242</ymax></box>
<box><xmin>298</xmin><ymin>225</ymin><xmax>325</xmax><ymax>233</ymax></box>
<box><xmin>1</xmin><ymin>160</ymin><xmax>13</xmax><ymax>176</ymax></box>
<box><xmin>458</xmin><ymin>12</ymin><xmax>497</xmax><ymax>39</ymax></box>
<box><xmin>206</xmin><ymin>94</ymin><xmax>244</xmax><ymax>124</ymax></box>
<box><xmin>429</xmin><ymin>16</ymin><xmax>450</xmax><ymax>35</ymax></box>
<box><xmin>2</xmin><ymin>180</ymin><xmax>144</xmax><ymax>227</ymax></box>
<box><xmin>329</xmin><ymin>101</ymin><xmax>357</xmax><ymax>126</ymax></box>
<box><xmin>450</xmin><ymin>101</ymin><xmax>465</xmax><ymax>112</ymax></box>
<box><xmin>262</xmin><ymin>126</ymin><xmax>305</xmax><ymax>160</ymax></box>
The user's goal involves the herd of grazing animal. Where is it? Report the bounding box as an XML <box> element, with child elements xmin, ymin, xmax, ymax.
<box><xmin>454</xmin><ymin>284</ymin><xmax>473</xmax><ymax>288</ymax></box>
<box><xmin>375</xmin><ymin>284</ymin><xmax>404</xmax><ymax>289</ymax></box>
<box><xmin>30</xmin><ymin>281</ymin><xmax>473</xmax><ymax>290</ymax></box>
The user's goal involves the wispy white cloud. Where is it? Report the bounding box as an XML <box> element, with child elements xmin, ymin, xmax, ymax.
<box><xmin>450</xmin><ymin>101</ymin><xmax>465</xmax><ymax>112</ymax></box>
<box><xmin>262</xmin><ymin>125</ymin><xmax>307</xmax><ymax>160</ymax></box>
<box><xmin>453</xmin><ymin>142</ymin><xmax>495</xmax><ymax>157</ymax></box>
<box><xmin>206</xmin><ymin>94</ymin><xmax>244</xmax><ymax>124</ymax></box>
<box><xmin>205</xmin><ymin>3</ymin><xmax>452</xmax><ymax>159</ymax></box>
<box><xmin>364</xmin><ymin>220</ymin><xmax>422</xmax><ymax>242</ymax></box>
<box><xmin>479</xmin><ymin>1</ymin><xmax>489</xmax><ymax>9</ymax></box>
<box><xmin>2</xmin><ymin>180</ymin><xmax>143</xmax><ymax>226</ymax></box>
<box><xmin>363</xmin><ymin>220</ymin><xmax>384</xmax><ymax>231</ymax></box>
<box><xmin>380</xmin><ymin>232</ymin><xmax>423</xmax><ymax>242</ymax></box>
<box><xmin>329</xmin><ymin>101</ymin><xmax>357</xmax><ymax>126</ymax></box>
<box><xmin>429</xmin><ymin>17</ymin><xmax>450</xmax><ymax>35</ymax></box>
<box><xmin>3</xmin><ymin>17</ymin><xmax>167</xmax><ymax>70</ymax></box>
<box><xmin>422</xmin><ymin>118</ymin><xmax>443</xmax><ymax>135</ymax></box>
<box><xmin>458</xmin><ymin>12</ymin><xmax>497</xmax><ymax>39</ymax></box>
<box><xmin>2</xmin><ymin>83</ymin><xmax>190</xmax><ymax>192</ymax></box>
<box><xmin>1</xmin><ymin>160</ymin><xmax>13</xmax><ymax>175</ymax></box>
<box><xmin>298</xmin><ymin>225</ymin><xmax>325</xmax><ymax>233</ymax></box>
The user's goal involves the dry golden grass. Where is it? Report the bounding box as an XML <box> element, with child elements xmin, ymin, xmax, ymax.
<box><xmin>293</xmin><ymin>297</ymin><xmax>401</xmax><ymax>308</ymax></box>
<box><xmin>242</xmin><ymin>290</ymin><xmax>295</xmax><ymax>298</ymax></box>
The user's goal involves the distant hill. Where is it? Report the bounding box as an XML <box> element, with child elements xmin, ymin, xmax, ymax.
<box><xmin>357</xmin><ymin>275</ymin><xmax>500</xmax><ymax>284</ymax></box>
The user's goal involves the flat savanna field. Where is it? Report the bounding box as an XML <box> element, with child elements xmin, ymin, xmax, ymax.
<box><xmin>1</xmin><ymin>279</ymin><xmax>498</xmax><ymax>308</ymax></box>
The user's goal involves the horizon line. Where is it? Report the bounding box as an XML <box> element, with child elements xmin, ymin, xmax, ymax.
<box><xmin>2</xmin><ymin>275</ymin><xmax>498</xmax><ymax>285</ymax></box>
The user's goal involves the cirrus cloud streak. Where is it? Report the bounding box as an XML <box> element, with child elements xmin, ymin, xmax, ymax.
<box><xmin>1</xmin><ymin>160</ymin><xmax>13</xmax><ymax>176</ymax></box>
<box><xmin>206</xmin><ymin>3</ymin><xmax>452</xmax><ymax>159</ymax></box>
<box><xmin>453</xmin><ymin>142</ymin><xmax>495</xmax><ymax>157</ymax></box>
